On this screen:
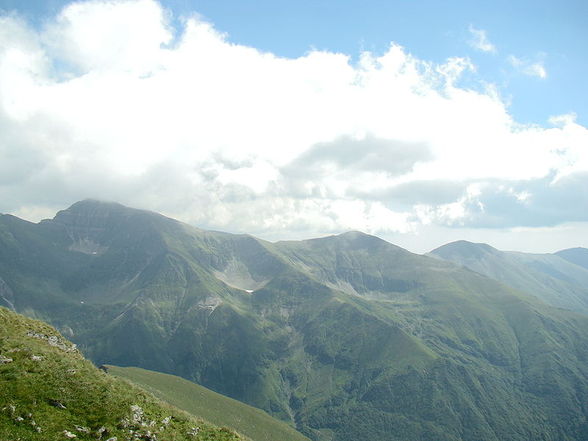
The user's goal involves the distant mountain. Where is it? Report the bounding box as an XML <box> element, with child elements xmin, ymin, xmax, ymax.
<box><xmin>2</xmin><ymin>200</ymin><xmax>588</xmax><ymax>441</ymax></box>
<box><xmin>556</xmin><ymin>247</ymin><xmax>588</xmax><ymax>270</ymax></box>
<box><xmin>429</xmin><ymin>240</ymin><xmax>588</xmax><ymax>313</ymax></box>
<box><xmin>0</xmin><ymin>306</ymin><xmax>244</xmax><ymax>441</ymax></box>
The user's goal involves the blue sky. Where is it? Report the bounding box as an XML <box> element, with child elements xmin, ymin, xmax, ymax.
<box><xmin>0</xmin><ymin>0</ymin><xmax>586</xmax><ymax>253</ymax></box>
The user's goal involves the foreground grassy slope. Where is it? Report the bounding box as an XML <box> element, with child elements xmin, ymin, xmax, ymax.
<box><xmin>107</xmin><ymin>365</ymin><xmax>311</xmax><ymax>441</ymax></box>
<box><xmin>0</xmin><ymin>307</ymin><xmax>245</xmax><ymax>441</ymax></box>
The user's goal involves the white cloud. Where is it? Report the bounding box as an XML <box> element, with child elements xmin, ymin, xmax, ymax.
<box><xmin>508</xmin><ymin>55</ymin><xmax>547</xmax><ymax>79</ymax></box>
<box><xmin>44</xmin><ymin>0</ymin><xmax>173</xmax><ymax>74</ymax></box>
<box><xmin>0</xmin><ymin>0</ymin><xmax>586</xmax><ymax>252</ymax></box>
<box><xmin>468</xmin><ymin>25</ymin><xmax>496</xmax><ymax>53</ymax></box>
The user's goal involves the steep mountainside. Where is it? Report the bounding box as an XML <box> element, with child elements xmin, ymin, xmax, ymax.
<box><xmin>429</xmin><ymin>240</ymin><xmax>588</xmax><ymax>313</ymax></box>
<box><xmin>0</xmin><ymin>306</ymin><xmax>245</xmax><ymax>441</ymax></box>
<box><xmin>2</xmin><ymin>200</ymin><xmax>588</xmax><ymax>441</ymax></box>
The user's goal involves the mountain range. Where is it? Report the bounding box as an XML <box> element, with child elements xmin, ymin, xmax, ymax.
<box><xmin>429</xmin><ymin>240</ymin><xmax>588</xmax><ymax>313</ymax></box>
<box><xmin>2</xmin><ymin>200</ymin><xmax>588</xmax><ymax>441</ymax></box>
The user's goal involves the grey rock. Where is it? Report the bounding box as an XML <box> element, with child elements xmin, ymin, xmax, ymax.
<box><xmin>187</xmin><ymin>427</ymin><xmax>200</xmax><ymax>437</ymax></box>
<box><xmin>26</xmin><ymin>331</ymin><xmax>78</xmax><ymax>353</ymax></box>
<box><xmin>49</xmin><ymin>399</ymin><xmax>67</xmax><ymax>409</ymax></box>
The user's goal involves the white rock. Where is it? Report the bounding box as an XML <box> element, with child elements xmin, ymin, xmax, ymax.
<box><xmin>187</xmin><ymin>426</ymin><xmax>200</xmax><ymax>437</ymax></box>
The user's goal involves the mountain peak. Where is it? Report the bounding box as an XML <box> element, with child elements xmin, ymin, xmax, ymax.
<box><xmin>44</xmin><ymin>200</ymin><xmax>176</xmax><ymax>256</ymax></box>
<box><xmin>340</xmin><ymin>230</ymin><xmax>365</xmax><ymax>236</ymax></box>
<box><xmin>338</xmin><ymin>230</ymin><xmax>373</xmax><ymax>240</ymax></box>
<box><xmin>52</xmin><ymin>199</ymin><xmax>174</xmax><ymax>226</ymax></box>
<box><xmin>430</xmin><ymin>240</ymin><xmax>499</xmax><ymax>259</ymax></box>
<box><xmin>62</xmin><ymin>199</ymin><xmax>136</xmax><ymax>215</ymax></box>
<box><xmin>293</xmin><ymin>230</ymin><xmax>413</xmax><ymax>258</ymax></box>
<box><xmin>320</xmin><ymin>230</ymin><xmax>392</xmax><ymax>247</ymax></box>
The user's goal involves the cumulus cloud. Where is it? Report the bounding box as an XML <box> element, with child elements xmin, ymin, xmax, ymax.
<box><xmin>425</xmin><ymin>172</ymin><xmax>587</xmax><ymax>231</ymax></box>
<box><xmin>352</xmin><ymin>180</ymin><xmax>467</xmax><ymax>208</ymax></box>
<box><xmin>468</xmin><ymin>25</ymin><xmax>496</xmax><ymax>53</ymax></box>
<box><xmin>0</xmin><ymin>0</ymin><xmax>586</xmax><ymax>251</ymax></box>
<box><xmin>287</xmin><ymin>136</ymin><xmax>431</xmax><ymax>176</ymax></box>
<box><xmin>508</xmin><ymin>55</ymin><xmax>547</xmax><ymax>79</ymax></box>
<box><xmin>44</xmin><ymin>0</ymin><xmax>173</xmax><ymax>74</ymax></box>
<box><xmin>279</xmin><ymin>136</ymin><xmax>431</xmax><ymax>200</ymax></box>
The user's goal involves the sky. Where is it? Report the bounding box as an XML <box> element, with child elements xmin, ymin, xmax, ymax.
<box><xmin>0</xmin><ymin>0</ymin><xmax>587</xmax><ymax>253</ymax></box>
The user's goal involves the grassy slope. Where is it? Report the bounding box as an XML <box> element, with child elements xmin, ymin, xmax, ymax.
<box><xmin>107</xmin><ymin>365</ymin><xmax>311</xmax><ymax>441</ymax></box>
<box><xmin>0</xmin><ymin>306</ymin><xmax>246</xmax><ymax>441</ymax></box>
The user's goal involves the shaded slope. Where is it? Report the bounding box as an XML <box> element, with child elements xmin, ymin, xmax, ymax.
<box><xmin>0</xmin><ymin>306</ymin><xmax>245</xmax><ymax>441</ymax></box>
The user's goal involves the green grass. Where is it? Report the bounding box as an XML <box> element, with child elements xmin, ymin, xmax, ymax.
<box><xmin>0</xmin><ymin>307</ymin><xmax>246</xmax><ymax>441</ymax></box>
<box><xmin>107</xmin><ymin>365</ymin><xmax>311</xmax><ymax>441</ymax></box>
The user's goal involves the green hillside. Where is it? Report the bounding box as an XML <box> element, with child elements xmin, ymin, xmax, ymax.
<box><xmin>0</xmin><ymin>306</ymin><xmax>245</xmax><ymax>441</ymax></box>
<box><xmin>3</xmin><ymin>200</ymin><xmax>588</xmax><ymax>440</ymax></box>
<box><xmin>107</xmin><ymin>365</ymin><xmax>311</xmax><ymax>441</ymax></box>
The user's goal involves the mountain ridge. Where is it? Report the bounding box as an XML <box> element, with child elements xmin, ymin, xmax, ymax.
<box><xmin>3</xmin><ymin>200</ymin><xmax>588</xmax><ymax>440</ymax></box>
<box><xmin>429</xmin><ymin>240</ymin><xmax>588</xmax><ymax>313</ymax></box>
<box><xmin>556</xmin><ymin>247</ymin><xmax>588</xmax><ymax>270</ymax></box>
